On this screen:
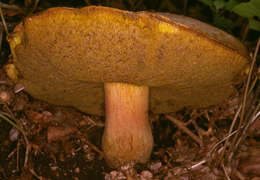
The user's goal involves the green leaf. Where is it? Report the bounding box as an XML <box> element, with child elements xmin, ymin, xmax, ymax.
<box><xmin>249</xmin><ymin>19</ymin><xmax>260</xmax><ymax>31</ymax></box>
<box><xmin>232</xmin><ymin>1</ymin><xmax>260</xmax><ymax>18</ymax></box>
<box><xmin>213</xmin><ymin>0</ymin><xmax>226</xmax><ymax>11</ymax></box>
<box><xmin>197</xmin><ymin>0</ymin><xmax>214</xmax><ymax>7</ymax></box>
<box><xmin>213</xmin><ymin>14</ymin><xmax>237</xmax><ymax>31</ymax></box>
<box><xmin>251</xmin><ymin>0</ymin><xmax>260</xmax><ymax>9</ymax></box>
<box><xmin>223</xmin><ymin>0</ymin><xmax>239</xmax><ymax>10</ymax></box>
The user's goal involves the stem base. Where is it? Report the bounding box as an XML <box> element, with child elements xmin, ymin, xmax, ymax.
<box><xmin>102</xmin><ymin>82</ymin><xmax>153</xmax><ymax>167</ymax></box>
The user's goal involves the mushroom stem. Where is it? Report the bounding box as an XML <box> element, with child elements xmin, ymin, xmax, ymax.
<box><xmin>102</xmin><ymin>82</ymin><xmax>153</xmax><ymax>167</ymax></box>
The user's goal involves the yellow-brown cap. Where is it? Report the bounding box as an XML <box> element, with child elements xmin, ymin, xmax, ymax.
<box><xmin>7</xmin><ymin>6</ymin><xmax>249</xmax><ymax>115</ymax></box>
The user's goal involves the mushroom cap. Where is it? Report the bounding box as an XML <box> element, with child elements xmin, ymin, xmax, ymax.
<box><xmin>9</xmin><ymin>6</ymin><xmax>249</xmax><ymax>115</ymax></box>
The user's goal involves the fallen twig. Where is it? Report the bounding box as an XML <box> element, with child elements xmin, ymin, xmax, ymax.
<box><xmin>166</xmin><ymin>115</ymin><xmax>203</xmax><ymax>146</ymax></box>
<box><xmin>29</xmin><ymin>168</ymin><xmax>44</xmax><ymax>180</ymax></box>
<box><xmin>0</xmin><ymin>6</ymin><xmax>9</xmax><ymax>34</ymax></box>
<box><xmin>227</xmin><ymin>37</ymin><xmax>260</xmax><ymax>163</ymax></box>
<box><xmin>74</xmin><ymin>130</ymin><xmax>104</xmax><ymax>158</ymax></box>
<box><xmin>0</xmin><ymin>2</ymin><xmax>21</xmax><ymax>10</ymax></box>
<box><xmin>222</xmin><ymin>163</ymin><xmax>231</xmax><ymax>180</ymax></box>
<box><xmin>0</xmin><ymin>102</ymin><xmax>31</xmax><ymax>168</ymax></box>
<box><xmin>217</xmin><ymin>104</ymin><xmax>242</xmax><ymax>165</ymax></box>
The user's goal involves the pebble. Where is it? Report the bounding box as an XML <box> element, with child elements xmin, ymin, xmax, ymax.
<box><xmin>150</xmin><ymin>162</ymin><xmax>162</xmax><ymax>171</ymax></box>
<box><xmin>140</xmin><ymin>170</ymin><xmax>153</xmax><ymax>179</ymax></box>
<box><xmin>9</xmin><ymin>127</ymin><xmax>20</xmax><ymax>142</ymax></box>
<box><xmin>0</xmin><ymin>90</ymin><xmax>11</xmax><ymax>103</ymax></box>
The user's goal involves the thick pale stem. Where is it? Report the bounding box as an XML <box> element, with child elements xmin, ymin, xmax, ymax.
<box><xmin>102</xmin><ymin>82</ymin><xmax>153</xmax><ymax>167</ymax></box>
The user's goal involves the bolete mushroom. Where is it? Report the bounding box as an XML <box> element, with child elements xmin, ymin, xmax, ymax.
<box><xmin>6</xmin><ymin>6</ymin><xmax>249</xmax><ymax>167</ymax></box>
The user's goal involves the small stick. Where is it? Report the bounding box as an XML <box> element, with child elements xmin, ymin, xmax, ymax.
<box><xmin>8</xmin><ymin>148</ymin><xmax>17</xmax><ymax>158</ymax></box>
<box><xmin>230</xmin><ymin>37</ymin><xmax>260</xmax><ymax>152</ymax></box>
<box><xmin>16</xmin><ymin>140</ymin><xmax>20</xmax><ymax>171</ymax></box>
<box><xmin>0</xmin><ymin>7</ymin><xmax>8</xmax><ymax>34</ymax></box>
<box><xmin>0</xmin><ymin>29</ymin><xmax>2</xmax><ymax>53</ymax></box>
<box><xmin>0</xmin><ymin>102</ymin><xmax>31</xmax><ymax>168</ymax></box>
<box><xmin>23</xmin><ymin>143</ymin><xmax>31</xmax><ymax>168</ymax></box>
<box><xmin>74</xmin><ymin>130</ymin><xmax>104</xmax><ymax>157</ymax></box>
<box><xmin>227</xmin><ymin>37</ymin><xmax>260</xmax><ymax>163</ymax></box>
<box><xmin>222</xmin><ymin>163</ymin><xmax>231</xmax><ymax>180</ymax></box>
<box><xmin>29</xmin><ymin>168</ymin><xmax>43</xmax><ymax>180</ymax></box>
<box><xmin>166</xmin><ymin>115</ymin><xmax>203</xmax><ymax>146</ymax></box>
<box><xmin>0</xmin><ymin>2</ymin><xmax>21</xmax><ymax>10</ymax></box>
<box><xmin>217</xmin><ymin>105</ymin><xmax>242</xmax><ymax>165</ymax></box>
<box><xmin>190</xmin><ymin>159</ymin><xmax>206</xmax><ymax>170</ymax></box>
<box><xmin>74</xmin><ymin>130</ymin><xmax>117</xmax><ymax>165</ymax></box>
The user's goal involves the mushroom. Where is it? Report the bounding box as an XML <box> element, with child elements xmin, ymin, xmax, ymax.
<box><xmin>6</xmin><ymin>6</ymin><xmax>249</xmax><ymax>167</ymax></box>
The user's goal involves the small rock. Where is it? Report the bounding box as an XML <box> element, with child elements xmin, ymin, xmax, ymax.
<box><xmin>85</xmin><ymin>152</ymin><xmax>95</xmax><ymax>161</ymax></box>
<box><xmin>140</xmin><ymin>170</ymin><xmax>153</xmax><ymax>180</ymax></box>
<box><xmin>50</xmin><ymin>166</ymin><xmax>59</xmax><ymax>171</ymax></box>
<box><xmin>74</xmin><ymin>167</ymin><xmax>80</xmax><ymax>174</ymax></box>
<box><xmin>9</xmin><ymin>127</ymin><xmax>20</xmax><ymax>142</ymax></box>
<box><xmin>0</xmin><ymin>90</ymin><xmax>12</xmax><ymax>103</ymax></box>
<box><xmin>150</xmin><ymin>162</ymin><xmax>162</xmax><ymax>171</ymax></box>
<box><xmin>105</xmin><ymin>171</ymin><xmax>126</xmax><ymax>180</ymax></box>
<box><xmin>47</xmin><ymin>126</ymin><xmax>75</xmax><ymax>143</ymax></box>
<box><xmin>120</xmin><ymin>162</ymin><xmax>134</xmax><ymax>171</ymax></box>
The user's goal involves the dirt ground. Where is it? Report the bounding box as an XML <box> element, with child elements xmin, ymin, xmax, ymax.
<box><xmin>0</xmin><ymin>0</ymin><xmax>260</xmax><ymax>179</ymax></box>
